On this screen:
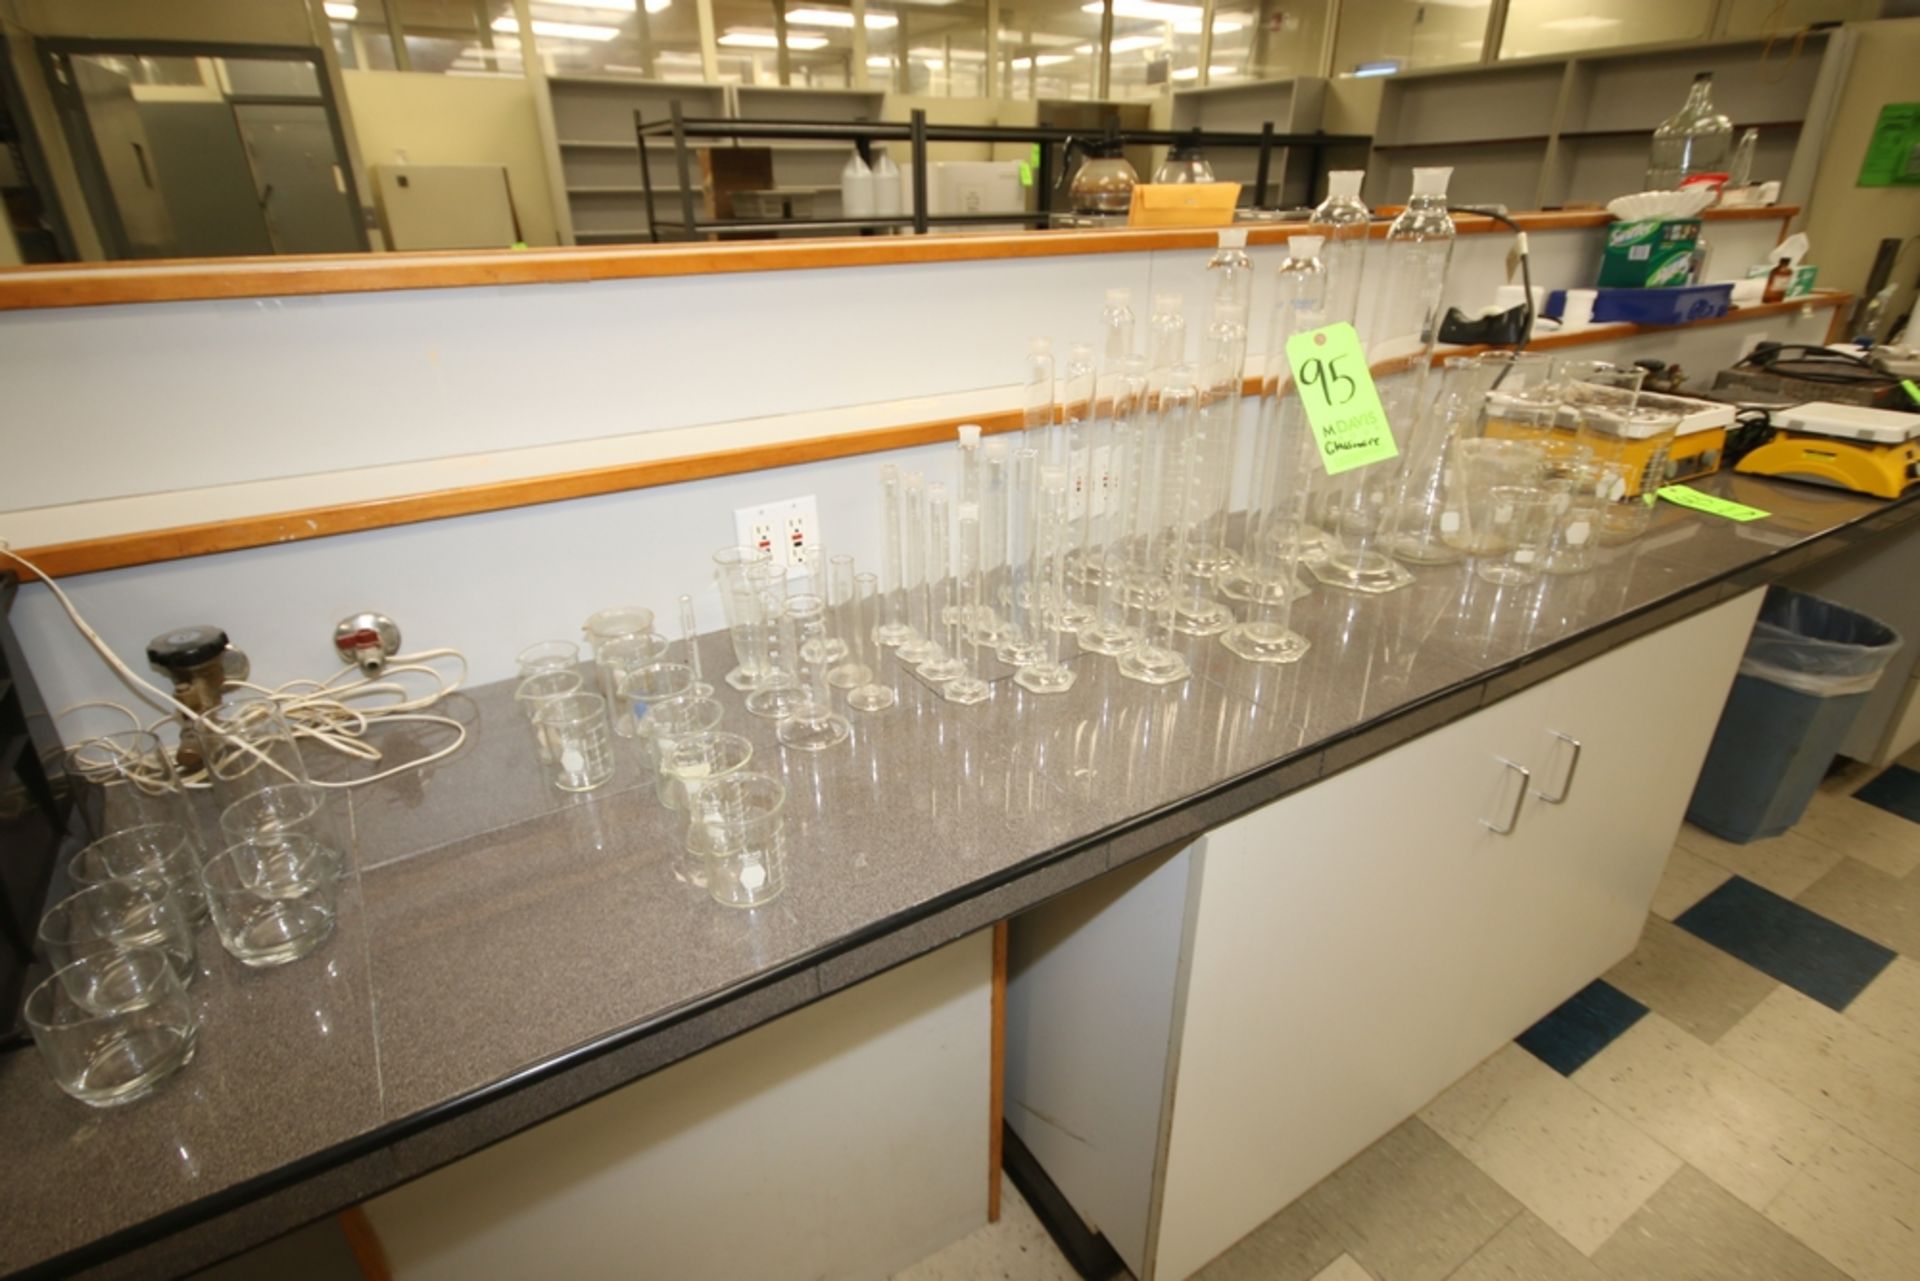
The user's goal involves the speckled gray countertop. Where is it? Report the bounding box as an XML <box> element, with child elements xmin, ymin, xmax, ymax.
<box><xmin>5</xmin><ymin>472</ymin><xmax>1916</xmax><ymax>1280</ymax></box>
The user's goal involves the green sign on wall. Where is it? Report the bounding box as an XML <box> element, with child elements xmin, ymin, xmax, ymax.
<box><xmin>1858</xmin><ymin>103</ymin><xmax>1920</xmax><ymax>187</ymax></box>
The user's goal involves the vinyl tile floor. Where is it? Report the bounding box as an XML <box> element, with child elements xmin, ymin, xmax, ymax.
<box><xmin>903</xmin><ymin>754</ymin><xmax>1920</xmax><ymax>1281</ymax></box>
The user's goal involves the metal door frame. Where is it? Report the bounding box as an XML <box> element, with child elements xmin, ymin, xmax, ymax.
<box><xmin>37</xmin><ymin>37</ymin><xmax>369</xmax><ymax>256</ymax></box>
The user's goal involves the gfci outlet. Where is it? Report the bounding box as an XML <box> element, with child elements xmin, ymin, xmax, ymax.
<box><xmin>734</xmin><ymin>496</ymin><xmax>820</xmax><ymax>575</ymax></box>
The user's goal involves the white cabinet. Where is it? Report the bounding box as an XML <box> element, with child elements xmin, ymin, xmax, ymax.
<box><xmin>1006</xmin><ymin>591</ymin><xmax>1762</xmax><ymax>1281</ymax></box>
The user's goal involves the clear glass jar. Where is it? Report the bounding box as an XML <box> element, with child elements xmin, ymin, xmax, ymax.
<box><xmin>1646</xmin><ymin>72</ymin><xmax>1733</xmax><ymax>190</ymax></box>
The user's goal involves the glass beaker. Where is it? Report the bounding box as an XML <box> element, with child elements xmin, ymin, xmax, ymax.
<box><xmin>515</xmin><ymin>640</ymin><xmax>579</xmax><ymax>681</ymax></box>
<box><xmin>582</xmin><ymin>606</ymin><xmax>656</xmax><ymax>706</ymax></box>
<box><xmin>25</xmin><ymin>949</ymin><xmax>197</xmax><ymax>1107</ymax></box>
<box><xmin>515</xmin><ymin>668</ymin><xmax>583</xmax><ymax>764</ymax></box>
<box><xmin>66</xmin><ymin>728</ymin><xmax>206</xmax><ymax>869</ymax></box>
<box><xmin>69</xmin><ymin>824</ymin><xmax>208</xmax><ymax>926</ymax></box>
<box><xmin>1473</xmin><ymin>486</ymin><xmax>1558</xmax><ymax>586</ymax></box>
<box><xmin>1444</xmin><ymin>438</ymin><xmax>1549</xmax><ymax>557</ymax></box>
<box><xmin>536</xmin><ymin>692</ymin><xmax>616</xmax><ymax>792</ymax></box>
<box><xmin>617</xmin><ymin>661</ymin><xmax>695</xmax><ymax>745</ymax></box>
<box><xmin>39</xmin><ymin>879</ymin><xmax>197</xmax><ymax>984</ymax></box>
<box><xmin>201</xmin><ymin>834</ymin><xmax>343</xmax><ymax>968</ymax></box>
<box><xmin>597</xmin><ymin>633</ymin><xmax>673</xmax><ymax>737</ymax></box>
<box><xmin>686</xmin><ymin>772</ymin><xmax>788</xmax><ymax>909</ymax></box>
<box><xmin>201</xmin><ymin>696</ymin><xmax>311</xmax><ymax>812</ymax></box>
<box><xmin>656</xmin><ymin>730</ymin><xmax>754</xmax><ymax>811</ymax></box>
<box><xmin>1542</xmin><ymin>457</ymin><xmax>1608</xmax><ymax>576</ymax></box>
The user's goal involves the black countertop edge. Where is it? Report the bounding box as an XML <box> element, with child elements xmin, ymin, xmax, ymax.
<box><xmin>25</xmin><ymin>485</ymin><xmax>1920</xmax><ymax>1281</ymax></box>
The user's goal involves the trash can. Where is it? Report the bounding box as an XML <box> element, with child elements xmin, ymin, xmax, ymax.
<box><xmin>1687</xmin><ymin>587</ymin><xmax>1902</xmax><ymax>843</ymax></box>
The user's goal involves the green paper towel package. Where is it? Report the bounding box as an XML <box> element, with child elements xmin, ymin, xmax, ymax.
<box><xmin>1599</xmin><ymin>217</ymin><xmax>1701</xmax><ymax>288</ymax></box>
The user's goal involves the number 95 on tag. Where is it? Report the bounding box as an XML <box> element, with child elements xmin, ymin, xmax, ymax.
<box><xmin>1284</xmin><ymin>322</ymin><xmax>1398</xmax><ymax>478</ymax></box>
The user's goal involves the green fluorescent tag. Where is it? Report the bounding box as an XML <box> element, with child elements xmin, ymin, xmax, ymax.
<box><xmin>1903</xmin><ymin>378</ymin><xmax>1920</xmax><ymax>406</ymax></box>
<box><xmin>1019</xmin><ymin>162</ymin><xmax>1033</xmax><ymax>187</ymax></box>
<box><xmin>1656</xmin><ymin>484</ymin><xmax>1770</xmax><ymax>522</ymax></box>
<box><xmin>1284</xmin><ymin>322</ymin><xmax>1398</xmax><ymax>477</ymax></box>
<box><xmin>1029</xmin><ymin>143</ymin><xmax>1041</xmax><ymax>167</ymax></box>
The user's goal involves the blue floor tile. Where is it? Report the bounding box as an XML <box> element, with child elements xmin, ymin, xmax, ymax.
<box><xmin>1675</xmin><ymin>876</ymin><xmax>1895</xmax><ymax>1011</ymax></box>
<box><xmin>1854</xmin><ymin>764</ymin><xmax>1920</xmax><ymax>825</ymax></box>
<box><xmin>1516</xmin><ymin>980</ymin><xmax>1648</xmax><ymax>1076</ymax></box>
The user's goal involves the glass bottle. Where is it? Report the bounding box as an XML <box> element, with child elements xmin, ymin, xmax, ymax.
<box><xmin>1206</xmin><ymin>234</ymin><xmax>1255</xmax><ymax>329</ymax></box>
<box><xmin>1309</xmin><ymin>170</ymin><xmax>1371</xmax><ymax>329</ymax></box>
<box><xmin>1729</xmin><ymin>127</ymin><xmax>1759</xmax><ymax>189</ymax></box>
<box><xmin>1646</xmin><ymin>72</ymin><xmax>1733</xmax><ymax>190</ymax></box>
<box><xmin>1221</xmin><ymin>235</ymin><xmax>1327</xmax><ymax>606</ymax></box>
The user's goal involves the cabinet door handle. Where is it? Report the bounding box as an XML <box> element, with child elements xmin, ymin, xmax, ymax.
<box><xmin>1533</xmin><ymin>731</ymin><xmax>1583</xmax><ymax>804</ymax></box>
<box><xmin>1482</xmin><ymin>758</ymin><xmax>1530</xmax><ymax>836</ymax></box>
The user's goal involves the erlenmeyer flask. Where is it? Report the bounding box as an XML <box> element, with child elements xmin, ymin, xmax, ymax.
<box><xmin>1386</xmin><ymin>356</ymin><xmax>1503</xmax><ymax>565</ymax></box>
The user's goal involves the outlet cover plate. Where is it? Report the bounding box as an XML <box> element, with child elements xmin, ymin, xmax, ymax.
<box><xmin>733</xmin><ymin>495</ymin><xmax>820</xmax><ymax>575</ymax></box>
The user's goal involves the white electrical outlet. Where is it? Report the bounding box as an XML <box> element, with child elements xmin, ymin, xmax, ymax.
<box><xmin>733</xmin><ymin>496</ymin><xmax>820</xmax><ymax>575</ymax></box>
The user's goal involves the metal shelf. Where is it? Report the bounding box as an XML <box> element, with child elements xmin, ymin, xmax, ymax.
<box><xmin>634</xmin><ymin>106</ymin><xmax>1370</xmax><ymax>243</ymax></box>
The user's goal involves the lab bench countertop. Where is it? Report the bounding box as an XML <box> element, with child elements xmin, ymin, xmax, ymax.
<box><xmin>4</xmin><ymin>470</ymin><xmax>1918</xmax><ymax>1281</ymax></box>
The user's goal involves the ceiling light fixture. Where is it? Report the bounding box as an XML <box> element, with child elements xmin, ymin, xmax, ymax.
<box><xmin>493</xmin><ymin>17</ymin><xmax>622</xmax><ymax>40</ymax></box>
<box><xmin>1083</xmin><ymin>0</ymin><xmax>1205</xmax><ymax>23</ymax></box>
<box><xmin>719</xmin><ymin>29</ymin><xmax>829</xmax><ymax>48</ymax></box>
<box><xmin>323</xmin><ymin>3</ymin><xmax>357</xmax><ymax>19</ymax></box>
<box><xmin>1539</xmin><ymin>15</ymin><xmax>1620</xmax><ymax>29</ymax></box>
<box><xmin>785</xmin><ymin>7</ymin><xmax>899</xmax><ymax>29</ymax></box>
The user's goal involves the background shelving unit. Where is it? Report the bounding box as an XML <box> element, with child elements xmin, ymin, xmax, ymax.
<box><xmin>547</xmin><ymin>76</ymin><xmax>726</xmax><ymax>244</ymax></box>
<box><xmin>1365</xmin><ymin>32</ymin><xmax>1852</xmax><ymax>211</ymax></box>
<box><xmin>1167</xmin><ymin>77</ymin><xmax>1356</xmax><ymax>209</ymax></box>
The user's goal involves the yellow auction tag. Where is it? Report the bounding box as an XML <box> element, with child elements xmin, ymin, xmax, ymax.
<box><xmin>1656</xmin><ymin>484</ymin><xmax>1770</xmax><ymax>522</ymax></box>
<box><xmin>1285</xmin><ymin>322</ymin><xmax>1398</xmax><ymax>477</ymax></box>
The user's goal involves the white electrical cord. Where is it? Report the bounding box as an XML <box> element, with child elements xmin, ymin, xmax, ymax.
<box><xmin>1</xmin><ymin>543</ymin><xmax>470</xmax><ymax>791</ymax></box>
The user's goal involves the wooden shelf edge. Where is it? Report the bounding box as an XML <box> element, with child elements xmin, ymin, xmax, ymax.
<box><xmin>7</xmin><ymin>291</ymin><xmax>1846</xmax><ymax>583</ymax></box>
<box><xmin>0</xmin><ymin>207</ymin><xmax>1800</xmax><ymax>312</ymax></box>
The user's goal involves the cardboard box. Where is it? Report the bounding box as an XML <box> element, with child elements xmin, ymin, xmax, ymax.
<box><xmin>1126</xmin><ymin>182</ymin><xmax>1242</xmax><ymax>228</ymax></box>
<box><xmin>1598</xmin><ymin>218</ymin><xmax>1701</xmax><ymax>288</ymax></box>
